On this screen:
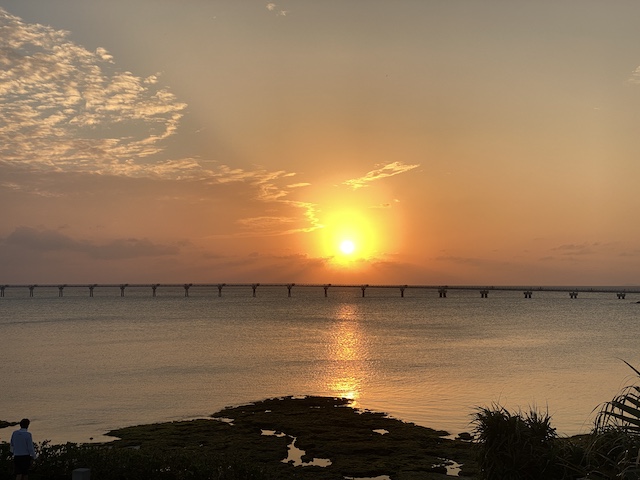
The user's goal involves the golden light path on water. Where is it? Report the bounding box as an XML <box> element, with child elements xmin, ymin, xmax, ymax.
<box><xmin>324</xmin><ymin>303</ymin><xmax>369</xmax><ymax>403</ymax></box>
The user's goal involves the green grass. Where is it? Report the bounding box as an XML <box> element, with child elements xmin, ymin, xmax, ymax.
<box><xmin>472</xmin><ymin>404</ymin><xmax>571</xmax><ymax>479</ymax></box>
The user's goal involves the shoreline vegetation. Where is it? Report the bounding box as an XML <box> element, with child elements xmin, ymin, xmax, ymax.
<box><xmin>2</xmin><ymin>384</ymin><xmax>640</xmax><ymax>479</ymax></box>
<box><xmin>1</xmin><ymin>396</ymin><xmax>479</xmax><ymax>479</ymax></box>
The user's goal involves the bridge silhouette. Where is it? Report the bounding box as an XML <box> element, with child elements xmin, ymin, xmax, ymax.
<box><xmin>0</xmin><ymin>283</ymin><xmax>638</xmax><ymax>299</ymax></box>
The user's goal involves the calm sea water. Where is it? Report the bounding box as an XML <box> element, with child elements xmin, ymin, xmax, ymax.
<box><xmin>1</xmin><ymin>285</ymin><xmax>639</xmax><ymax>444</ymax></box>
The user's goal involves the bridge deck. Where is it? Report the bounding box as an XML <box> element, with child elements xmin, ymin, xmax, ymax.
<box><xmin>1</xmin><ymin>283</ymin><xmax>639</xmax><ymax>297</ymax></box>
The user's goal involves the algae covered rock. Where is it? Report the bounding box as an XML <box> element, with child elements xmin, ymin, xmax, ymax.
<box><xmin>108</xmin><ymin>396</ymin><xmax>478</xmax><ymax>479</ymax></box>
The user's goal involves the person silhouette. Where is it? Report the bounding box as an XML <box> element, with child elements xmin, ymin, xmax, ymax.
<box><xmin>10</xmin><ymin>419</ymin><xmax>37</xmax><ymax>480</ymax></box>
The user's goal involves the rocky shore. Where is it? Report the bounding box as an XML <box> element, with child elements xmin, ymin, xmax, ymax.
<box><xmin>106</xmin><ymin>396</ymin><xmax>479</xmax><ymax>479</ymax></box>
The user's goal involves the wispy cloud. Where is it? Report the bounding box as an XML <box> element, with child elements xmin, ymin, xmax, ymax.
<box><xmin>628</xmin><ymin>65</ymin><xmax>640</xmax><ymax>85</ymax></box>
<box><xmin>231</xmin><ymin>200</ymin><xmax>321</xmax><ymax>238</ymax></box>
<box><xmin>0</xmin><ymin>8</ymin><xmax>186</xmax><ymax>175</ymax></box>
<box><xmin>265</xmin><ymin>2</ymin><xmax>288</xmax><ymax>16</ymax></box>
<box><xmin>0</xmin><ymin>8</ymin><xmax>319</xmax><ymax>236</ymax></box>
<box><xmin>342</xmin><ymin>161</ymin><xmax>420</xmax><ymax>190</ymax></box>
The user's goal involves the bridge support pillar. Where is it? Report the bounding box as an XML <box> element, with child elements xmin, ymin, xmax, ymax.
<box><xmin>480</xmin><ymin>290</ymin><xmax>489</xmax><ymax>298</ymax></box>
<box><xmin>287</xmin><ymin>284</ymin><xmax>294</xmax><ymax>297</ymax></box>
<box><xmin>569</xmin><ymin>292</ymin><xmax>578</xmax><ymax>299</ymax></box>
<box><xmin>617</xmin><ymin>292</ymin><xmax>626</xmax><ymax>299</ymax></box>
<box><xmin>252</xmin><ymin>283</ymin><xmax>259</xmax><ymax>297</ymax></box>
<box><xmin>120</xmin><ymin>284</ymin><xmax>128</xmax><ymax>297</ymax></box>
<box><xmin>323</xmin><ymin>284</ymin><xmax>330</xmax><ymax>297</ymax></box>
<box><xmin>183</xmin><ymin>284</ymin><xmax>192</xmax><ymax>297</ymax></box>
<box><xmin>217</xmin><ymin>284</ymin><xmax>225</xmax><ymax>297</ymax></box>
<box><xmin>400</xmin><ymin>286</ymin><xmax>407</xmax><ymax>297</ymax></box>
<box><xmin>361</xmin><ymin>285</ymin><xmax>368</xmax><ymax>297</ymax></box>
<box><xmin>438</xmin><ymin>288</ymin><xmax>447</xmax><ymax>298</ymax></box>
<box><xmin>523</xmin><ymin>291</ymin><xmax>532</xmax><ymax>298</ymax></box>
<box><xmin>58</xmin><ymin>285</ymin><xmax>65</xmax><ymax>297</ymax></box>
<box><xmin>29</xmin><ymin>285</ymin><xmax>35</xmax><ymax>297</ymax></box>
<box><xmin>1</xmin><ymin>286</ymin><xmax>5</xmax><ymax>297</ymax></box>
<box><xmin>151</xmin><ymin>284</ymin><xmax>160</xmax><ymax>297</ymax></box>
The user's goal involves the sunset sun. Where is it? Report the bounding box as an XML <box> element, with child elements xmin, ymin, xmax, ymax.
<box><xmin>339</xmin><ymin>239</ymin><xmax>356</xmax><ymax>255</ymax></box>
<box><xmin>316</xmin><ymin>207</ymin><xmax>384</xmax><ymax>267</ymax></box>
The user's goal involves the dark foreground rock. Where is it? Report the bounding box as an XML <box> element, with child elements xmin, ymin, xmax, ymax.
<box><xmin>108</xmin><ymin>396</ymin><xmax>478</xmax><ymax>479</ymax></box>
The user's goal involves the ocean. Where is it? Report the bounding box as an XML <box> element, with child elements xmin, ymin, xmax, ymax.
<box><xmin>0</xmin><ymin>285</ymin><xmax>638</xmax><ymax>445</ymax></box>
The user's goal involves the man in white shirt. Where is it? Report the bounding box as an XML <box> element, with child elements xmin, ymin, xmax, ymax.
<box><xmin>10</xmin><ymin>419</ymin><xmax>37</xmax><ymax>480</ymax></box>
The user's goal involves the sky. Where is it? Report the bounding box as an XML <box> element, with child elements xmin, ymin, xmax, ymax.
<box><xmin>1</xmin><ymin>0</ymin><xmax>640</xmax><ymax>286</ymax></box>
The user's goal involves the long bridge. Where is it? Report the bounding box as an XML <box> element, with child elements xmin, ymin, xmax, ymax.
<box><xmin>0</xmin><ymin>283</ymin><xmax>638</xmax><ymax>299</ymax></box>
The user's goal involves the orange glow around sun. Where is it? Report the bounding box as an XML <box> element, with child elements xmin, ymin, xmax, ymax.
<box><xmin>319</xmin><ymin>209</ymin><xmax>379</xmax><ymax>265</ymax></box>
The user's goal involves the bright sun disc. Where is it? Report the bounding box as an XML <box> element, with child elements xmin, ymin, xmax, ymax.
<box><xmin>340</xmin><ymin>240</ymin><xmax>355</xmax><ymax>255</ymax></box>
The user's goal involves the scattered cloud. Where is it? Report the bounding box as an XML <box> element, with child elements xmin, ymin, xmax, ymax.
<box><xmin>0</xmin><ymin>8</ymin><xmax>187</xmax><ymax>175</ymax></box>
<box><xmin>0</xmin><ymin>8</ymin><xmax>318</xmax><ymax>238</ymax></box>
<box><xmin>265</xmin><ymin>3</ymin><xmax>288</xmax><ymax>16</ymax></box>
<box><xmin>628</xmin><ymin>65</ymin><xmax>640</xmax><ymax>85</ymax></box>
<box><xmin>342</xmin><ymin>161</ymin><xmax>420</xmax><ymax>190</ymax></box>
<box><xmin>3</xmin><ymin>226</ymin><xmax>180</xmax><ymax>259</ymax></box>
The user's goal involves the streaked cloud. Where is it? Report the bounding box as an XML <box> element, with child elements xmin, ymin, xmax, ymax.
<box><xmin>342</xmin><ymin>161</ymin><xmax>420</xmax><ymax>190</ymax></box>
<box><xmin>231</xmin><ymin>200</ymin><xmax>321</xmax><ymax>238</ymax></box>
<box><xmin>4</xmin><ymin>226</ymin><xmax>180</xmax><ymax>259</ymax></box>
<box><xmin>434</xmin><ymin>255</ymin><xmax>486</xmax><ymax>267</ymax></box>
<box><xmin>551</xmin><ymin>242</ymin><xmax>600</xmax><ymax>256</ymax></box>
<box><xmin>236</xmin><ymin>216</ymin><xmax>295</xmax><ymax>235</ymax></box>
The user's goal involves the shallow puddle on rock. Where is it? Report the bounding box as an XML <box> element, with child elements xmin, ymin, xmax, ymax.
<box><xmin>282</xmin><ymin>437</ymin><xmax>332</xmax><ymax>467</ymax></box>
<box><xmin>344</xmin><ymin>476</ymin><xmax>391</xmax><ymax>480</ymax></box>
<box><xmin>262</xmin><ymin>430</ymin><xmax>332</xmax><ymax>467</ymax></box>
<box><xmin>438</xmin><ymin>457</ymin><xmax>462</xmax><ymax>476</ymax></box>
<box><xmin>212</xmin><ymin>417</ymin><xmax>234</xmax><ymax>424</ymax></box>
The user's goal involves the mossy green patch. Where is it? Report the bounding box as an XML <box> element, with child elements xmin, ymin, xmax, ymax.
<box><xmin>107</xmin><ymin>396</ymin><xmax>479</xmax><ymax>479</ymax></box>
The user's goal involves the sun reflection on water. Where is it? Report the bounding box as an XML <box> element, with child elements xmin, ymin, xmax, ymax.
<box><xmin>324</xmin><ymin>303</ymin><xmax>371</xmax><ymax>406</ymax></box>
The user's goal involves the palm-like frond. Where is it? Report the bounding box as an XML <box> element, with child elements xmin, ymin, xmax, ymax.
<box><xmin>595</xmin><ymin>367</ymin><xmax>640</xmax><ymax>434</ymax></box>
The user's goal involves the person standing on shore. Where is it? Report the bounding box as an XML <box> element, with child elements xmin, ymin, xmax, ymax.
<box><xmin>10</xmin><ymin>419</ymin><xmax>37</xmax><ymax>480</ymax></box>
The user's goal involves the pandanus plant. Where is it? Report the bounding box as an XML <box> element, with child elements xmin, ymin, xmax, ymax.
<box><xmin>595</xmin><ymin>360</ymin><xmax>640</xmax><ymax>433</ymax></box>
<box><xmin>589</xmin><ymin>360</ymin><xmax>640</xmax><ymax>479</ymax></box>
